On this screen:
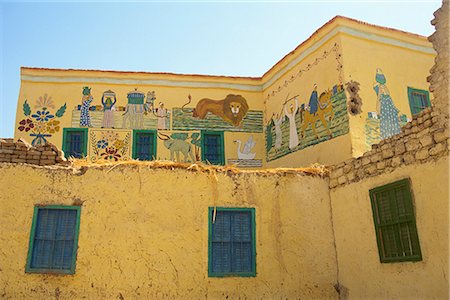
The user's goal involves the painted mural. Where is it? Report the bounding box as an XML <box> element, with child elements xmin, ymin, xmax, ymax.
<box><xmin>264</xmin><ymin>42</ymin><xmax>347</xmax><ymax>162</ymax></box>
<box><xmin>172</xmin><ymin>94</ymin><xmax>263</xmax><ymax>132</ymax></box>
<box><xmin>266</xmin><ymin>84</ymin><xmax>348</xmax><ymax>162</ymax></box>
<box><xmin>365</xmin><ymin>69</ymin><xmax>409</xmax><ymax>150</ymax></box>
<box><xmin>227</xmin><ymin>135</ymin><xmax>262</xmax><ymax>167</ymax></box>
<box><xmin>71</xmin><ymin>88</ymin><xmax>170</xmax><ymax>130</ymax></box>
<box><xmin>89</xmin><ymin>129</ymin><xmax>131</xmax><ymax>162</ymax></box>
<box><xmin>17</xmin><ymin>94</ymin><xmax>67</xmax><ymax>146</ymax></box>
<box><xmin>157</xmin><ymin>132</ymin><xmax>200</xmax><ymax>162</ymax></box>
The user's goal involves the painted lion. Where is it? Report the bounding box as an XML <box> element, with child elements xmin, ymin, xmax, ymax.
<box><xmin>193</xmin><ymin>94</ymin><xmax>249</xmax><ymax>127</ymax></box>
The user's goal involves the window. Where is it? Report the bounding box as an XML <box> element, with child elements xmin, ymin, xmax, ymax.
<box><xmin>201</xmin><ymin>131</ymin><xmax>225</xmax><ymax>165</ymax></box>
<box><xmin>208</xmin><ymin>207</ymin><xmax>256</xmax><ymax>277</ymax></box>
<box><xmin>62</xmin><ymin>128</ymin><xmax>88</xmax><ymax>158</ymax></box>
<box><xmin>26</xmin><ymin>206</ymin><xmax>81</xmax><ymax>274</ymax></box>
<box><xmin>407</xmin><ymin>87</ymin><xmax>431</xmax><ymax>116</ymax></box>
<box><xmin>132</xmin><ymin>130</ymin><xmax>157</xmax><ymax>160</ymax></box>
<box><xmin>369</xmin><ymin>179</ymin><xmax>422</xmax><ymax>263</ymax></box>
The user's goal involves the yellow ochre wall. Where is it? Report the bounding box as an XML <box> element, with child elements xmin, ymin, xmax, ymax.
<box><xmin>330</xmin><ymin>157</ymin><xmax>449</xmax><ymax>299</ymax></box>
<box><xmin>340</xmin><ymin>31</ymin><xmax>435</xmax><ymax>157</ymax></box>
<box><xmin>0</xmin><ymin>164</ymin><xmax>338</xmax><ymax>299</ymax></box>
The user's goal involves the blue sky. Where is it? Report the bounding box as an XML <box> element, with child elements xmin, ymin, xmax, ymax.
<box><xmin>0</xmin><ymin>1</ymin><xmax>441</xmax><ymax>137</ymax></box>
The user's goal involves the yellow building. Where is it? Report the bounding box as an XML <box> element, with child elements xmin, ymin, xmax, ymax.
<box><xmin>14</xmin><ymin>16</ymin><xmax>435</xmax><ymax>168</ymax></box>
<box><xmin>2</xmin><ymin>9</ymin><xmax>448</xmax><ymax>299</ymax></box>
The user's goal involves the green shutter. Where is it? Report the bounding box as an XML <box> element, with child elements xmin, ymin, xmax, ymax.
<box><xmin>408</xmin><ymin>87</ymin><xmax>431</xmax><ymax>116</ymax></box>
<box><xmin>62</xmin><ymin>128</ymin><xmax>88</xmax><ymax>158</ymax></box>
<box><xmin>201</xmin><ymin>131</ymin><xmax>225</xmax><ymax>165</ymax></box>
<box><xmin>208</xmin><ymin>207</ymin><xmax>256</xmax><ymax>277</ymax></box>
<box><xmin>132</xmin><ymin>130</ymin><xmax>157</xmax><ymax>160</ymax></box>
<box><xmin>370</xmin><ymin>179</ymin><xmax>422</xmax><ymax>263</ymax></box>
<box><xmin>26</xmin><ymin>205</ymin><xmax>81</xmax><ymax>274</ymax></box>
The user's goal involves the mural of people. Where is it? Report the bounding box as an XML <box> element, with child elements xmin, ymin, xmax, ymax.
<box><xmin>101</xmin><ymin>90</ymin><xmax>117</xmax><ymax>128</ymax></box>
<box><xmin>373</xmin><ymin>69</ymin><xmax>401</xmax><ymax>139</ymax></box>
<box><xmin>273</xmin><ymin>112</ymin><xmax>285</xmax><ymax>150</ymax></box>
<box><xmin>156</xmin><ymin>102</ymin><xmax>168</xmax><ymax>130</ymax></box>
<box><xmin>80</xmin><ymin>87</ymin><xmax>93</xmax><ymax>127</ymax></box>
<box><xmin>284</xmin><ymin>97</ymin><xmax>299</xmax><ymax>150</ymax></box>
<box><xmin>308</xmin><ymin>83</ymin><xmax>319</xmax><ymax>115</ymax></box>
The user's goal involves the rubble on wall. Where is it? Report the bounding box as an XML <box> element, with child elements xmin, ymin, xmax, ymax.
<box><xmin>329</xmin><ymin>107</ymin><xmax>448</xmax><ymax>188</ymax></box>
<box><xmin>427</xmin><ymin>0</ymin><xmax>449</xmax><ymax>116</ymax></box>
<box><xmin>0</xmin><ymin>138</ymin><xmax>66</xmax><ymax>166</ymax></box>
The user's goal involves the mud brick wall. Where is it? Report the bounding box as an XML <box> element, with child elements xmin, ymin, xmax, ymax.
<box><xmin>329</xmin><ymin>107</ymin><xmax>448</xmax><ymax>188</ymax></box>
<box><xmin>428</xmin><ymin>0</ymin><xmax>449</xmax><ymax>115</ymax></box>
<box><xmin>0</xmin><ymin>138</ymin><xmax>66</xmax><ymax>166</ymax></box>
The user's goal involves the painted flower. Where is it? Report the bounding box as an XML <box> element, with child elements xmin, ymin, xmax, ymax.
<box><xmin>32</xmin><ymin>121</ymin><xmax>47</xmax><ymax>134</ymax></box>
<box><xmin>97</xmin><ymin>140</ymin><xmax>108</xmax><ymax>149</ymax></box>
<box><xmin>32</xmin><ymin>110</ymin><xmax>54</xmax><ymax>122</ymax></box>
<box><xmin>46</xmin><ymin>120</ymin><xmax>60</xmax><ymax>134</ymax></box>
<box><xmin>18</xmin><ymin>119</ymin><xmax>34</xmax><ymax>132</ymax></box>
<box><xmin>100</xmin><ymin>131</ymin><xmax>119</xmax><ymax>142</ymax></box>
<box><xmin>100</xmin><ymin>146</ymin><xmax>122</xmax><ymax>161</ymax></box>
<box><xmin>113</xmin><ymin>139</ymin><xmax>124</xmax><ymax>149</ymax></box>
<box><xmin>35</xmin><ymin>94</ymin><xmax>55</xmax><ymax>109</ymax></box>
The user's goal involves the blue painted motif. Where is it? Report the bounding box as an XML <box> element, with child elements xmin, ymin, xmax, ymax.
<box><xmin>373</xmin><ymin>69</ymin><xmax>400</xmax><ymax>139</ymax></box>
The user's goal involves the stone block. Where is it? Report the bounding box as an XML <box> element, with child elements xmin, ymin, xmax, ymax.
<box><xmin>419</xmin><ymin>135</ymin><xmax>434</xmax><ymax>147</ymax></box>
<box><xmin>343</xmin><ymin>164</ymin><xmax>352</xmax><ymax>174</ymax></box>
<box><xmin>429</xmin><ymin>142</ymin><xmax>446</xmax><ymax>156</ymax></box>
<box><xmin>0</xmin><ymin>149</ymin><xmax>14</xmax><ymax>154</ymax></box>
<box><xmin>394</xmin><ymin>143</ymin><xmax>406</xmax><ymax>155</ymax></box>
<box><xmin>347</xmin><ymin>171</ymin><xmax>356</xmax><ymax>182</ymax></box>
<box><xmin>391</xmin><ymin>156</ymin><xmax>403</xmax><ymax>167</ymax></box>
<box><xmin>403</xmin><ymin>152</ymin><xmax>415</xmax><ymax>164</ymax></box>
<box><xmin>415</xmin><ymin>148</ymin><xmax>430</xmax><ymax>160</ymax></box>
<box><xmin>11</xmin><ymin>158</ymin><xmax>26</xmax><ymax>163</ymax></box>
<box><xmin>376</xmin><ymin>161</ymin><xmax>386</xmax><ymax>170</ymax></box>
<box><xmin>382</xmin><ymin>149</ymin><xmax>394</xmax><ymax>159</ymax></box>
<box><xmin>433</xmin><ymin>130</ymin><xmax>449</xmax><ymax>143</ymax></box>
<box><xmin>405</xmin><ymin>139</ymin><xmax>420</xmax><ymax>151</ymax></box>
<box><xmin>362</xmin><ymin>156</ymin><xmax>371</xmax><ymax>166</ymax></box>
<box><xmin>370</xmin><ymin>153</ymin><xmax>382</xmax><ymax>163</ymax></box>
<box><xmin>366</xmin><ymin>165</ymin><xmax>378</xmax><ymax>175</ymax></box>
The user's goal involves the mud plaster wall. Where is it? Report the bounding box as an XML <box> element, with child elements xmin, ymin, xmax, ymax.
<box><xmin>330</xmin><ymin>156</ymin><xmax>449</xmax><ymax>299</ymax></box>
<box><xmin>0</xmin><ymin>163</ymin><xmax>337</xmax><ymax>299</ymax></box>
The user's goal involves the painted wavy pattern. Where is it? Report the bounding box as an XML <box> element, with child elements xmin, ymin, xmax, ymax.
<box><xmin>172</xmin><ymin>108</ymin><xmax>263</xmax><ymax>133</ymax></box>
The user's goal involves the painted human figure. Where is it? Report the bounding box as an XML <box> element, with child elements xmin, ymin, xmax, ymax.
<box><xmin>284</xmin><ymin>97</ymin><xmax>299</xmax><ymax>150</ymax></box>
<box><xmin>272</xmin><ymin>112</ymin><xmax>285</xmax><ymax>149</ymax></box>
<box><xmin>101</xmin><ymin>91</ymin><xmax>117</xmax><ymax>128</ymax></box>
<box><xmin>156</xmin><ymin>102</ymin><xmax>167</xmax><ymax>130</ymax></box>
<box><xmin>373</xmin><ymin>68</ymin><xmax>401</xmax><ymax>139</ymax></box>
<box><xmin>80</xmin><ymin>87</ymin><xmax>93</xmax><ymax>127</ymax></box>
<box><xmin>308</xmin><ymin>83</ymin><xmax>319</xmax><ymax>115</ymax></box>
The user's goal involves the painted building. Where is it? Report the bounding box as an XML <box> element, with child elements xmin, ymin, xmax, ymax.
<box><xmin>2</xmin><ymin>6</ymin><xmax>448</xmax><ymax>298</ymax></box>
<box><xmin>14</xmin><ymin>16</ymin><xmax>435</xmax><ymax>168</ymax></box>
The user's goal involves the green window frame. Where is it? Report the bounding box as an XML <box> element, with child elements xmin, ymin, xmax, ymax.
<box><xmin>407</xmin><ymin>87</ymin><xmax>431</xmax><ymax>116</ymax></box>
<box><xmin>132</xmin><ymin>130</ymin><xmax>157</xmax><ymax>161</ymax></box>
<box><xmin>208</xmin><ymin>207</ymin><xmax>256</xmax><ymax>277</ymax></box>
<box><xmin>62</xmin><ymin>128</ymin><xmax>88</xmax><ymax>159</ymax></box>
<box><xmin>26</xmin><ymin>205</ymin><xmax>81</xmax><ymax>274</ymax></box>
<box><xmin>369</xmin><ymin>179</ymin><xmax>422</xmax><ymax>263</ymax></box>
<box><xmin>201</xmin><ymin>131</ymin><xmax>225</xmax><ymax>165</ymax></box>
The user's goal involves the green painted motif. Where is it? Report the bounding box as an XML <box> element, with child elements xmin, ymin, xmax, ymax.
<box><xmin>365</xmin><ymin>113</ymin><xmax>409</xmax><ymax>151</ymax></box>
<box><xmin>172</xmin><ymin>108</ymin><xmax>263</xmax><ymax>132</ymax></box>
<box><xmin>266</xmin><ymin>89</ymin><xmax>349</xmax><ymax>162</ymax></box>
